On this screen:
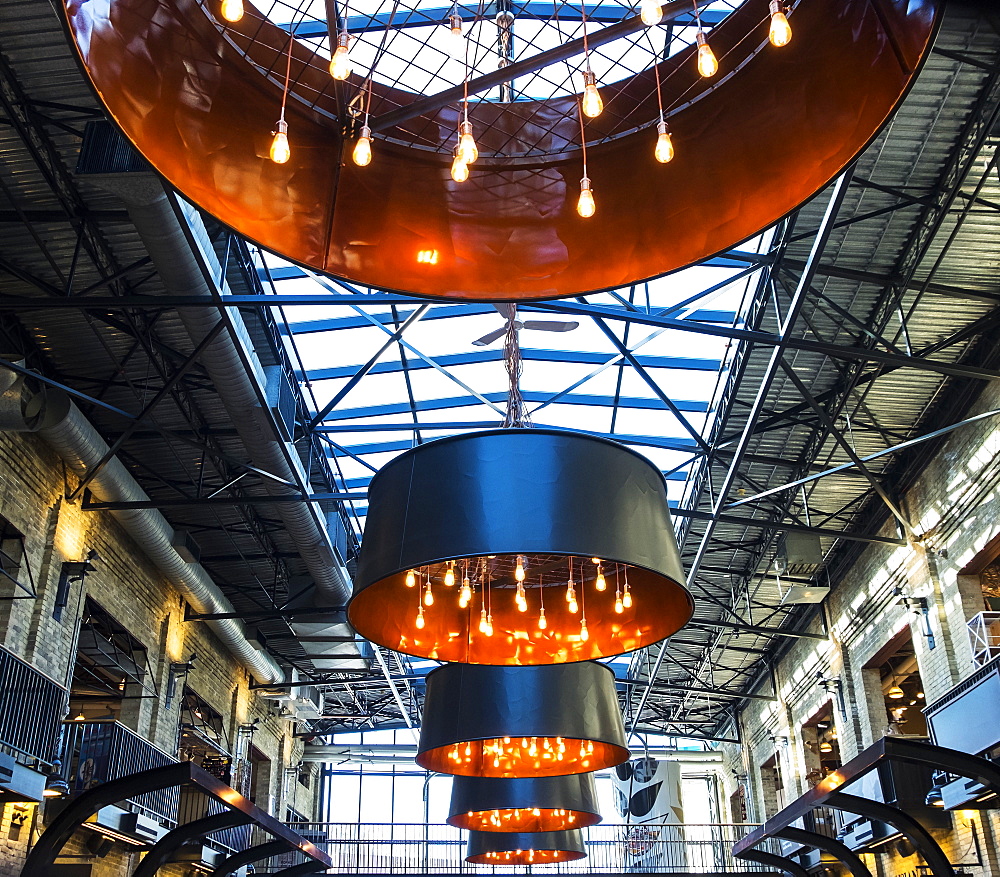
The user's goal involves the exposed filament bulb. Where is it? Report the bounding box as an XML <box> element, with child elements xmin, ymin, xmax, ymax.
<box><xmin>484</xmin><ymin>613</ymin><xmax>494</xmax><ymax>636</ymax></box>
<box><xmin>479</xmin><ymin>608</ymin><xmax>489</xmax><ymax>634</ymax></box>
<box><xmin>515</xmin><ymin>555</ymin><xmax>526</xmax><ymax>582</ymax></box>
<box><xmin>459</xmin><ymin>577</ymin><xmax>472</xmax><ymax>608</ymax></box>
<box><xmin>457</xmin><ymin>120</ymin><xmax>479</xmax><ymax>164</ymax></box>
<box><xmin>220</xmin><ymin>0</ymin><xmax>244</xmax><ymax>23</ymax></box>
<box><xmin>330</xmin><ymin>31</ymin><xmax>352</xmax><ymax>80</ymax></box>
<box><xmin>623</xmin><ymin>585</ymin><xmax>633</xmax><ymax>609</ymax></box>
<box><xmin>423</xmin><ymin>582</ymin><xmax>434</xmax><ymax>606</ymax></box>
<box><xmin>614</xmin><ymin>588</ymin><xmax>624</xmax><ymax>614</ymax></box>
<box><xmin>450</xmin><ymin>151</ymin><xmax>470</xmax><ymax>183</ymax></box>
<box><xmin>515</xmin><ymin>583</ymin><xmax>528</xmax><ymax>612</ymax></box>
<box><xmin>405</xmin><ymin>569</ymin><xmax>416</xmax><ymax>588</ymax></box>
<box><xmin>447</xmin><ymin>12</ymin><xmax>465</xmax><ymax>57</ymax></box>
<box><xmin>581</xmin><ymin>70</ymin><xmax>603</xmax><ymax>118</ymax></box>
<box><xmin>538</xmin><ymin>607</ymin><xmax>547</xmax><ymax>630</ymax></box>
<box><xmin>415</xmin><ymin>606</ymin><xmax>426</xmax><ymax>629</ymax></box>
<box><xmin>445</xmin><ymin>562</ymin><xmax>456</xmax><ymax>587</ymax></box>
<box><xmin>269</xmin><ymin>119</ymin><xmax>290</xmax><ymax>165</ymax></box>
<box><xmin>696</xmin><ymin>30</ymin><xmax>718</xmax><ymax>78</ymax></box>
<box><xmin>595</xmin><ymin>564</ymin><xmax>606</xmax><ymax>591</ymax></box>
<box><xmin>768</xmin><ymin>0</ymin><xmax>792</xmax><ymax>47</ymax></box>
<box><xmin>639</xmin><ymin>0</ymin><xmax>662</xmax><ymax>26</ymax></box>
<box><xmin>352</xmin><ymin>125</ymin><xmax>372</xmax><ymax>167</ymax></box>
<box><xmin>580</xmin><ymin>617</ymin><xmax>589</xmax><ymax>641</ymax></box>
<box><xmin>577</xmin><ymin>176</ymin><xmax>596</xmax><ymax>218</ymax></box>
<box><xmin>655</xmin><ymin>120</ymin><xmax>675</xmax><ymax>163</ymax></box>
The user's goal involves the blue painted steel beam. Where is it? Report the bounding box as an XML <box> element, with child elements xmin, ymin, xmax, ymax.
<box><xmin>281</xmin><ymin>6</ymin><xmax>728</xmax><ymax>36</ymax></box>
<box><xmin>332</xmin><ymin>431</ymin><xmax>700</xmax><ymax>457</ymax></box>
<box><xmin>283</xmin><ymin>302</ymin><xmax>736</xmax><ymax>333</ymax></box>
<box><xmin>263</xmin><ymin>251</ymin><xmax>759</xmax><ymax>284</ymax></box>
<box><xmin>301</xmin><ymin>349</ymin><xmax>722</xmax><ymax>382</ymax></box>
<box><xmin>314</xmin><ymin>389</ymin><xmax>707</xmax><ymax>423</ymax></box>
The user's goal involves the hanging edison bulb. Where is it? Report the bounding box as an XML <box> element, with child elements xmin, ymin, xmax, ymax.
<box><xmin>639</xmin><ymin>0</ymin><xmax>662</xmax><ymax>26</ymax></box>
<box><xmin>479</xmin><ymin>608</ymin><xmax>489</xmax><ymax>634</ymax></box>
<box><xmin>580</xmin><ymin>71</ymin><xmax>603</xmax><ymax>119</ymax></box>
<box><xmin>577</xmin><ymin>177</ymin><xmax>596</xmax><ymax>218</ymax></box>
<box><xmin>219</xmin><ymin>0</ymin><xmax>244</xmax><ymax>23</ymax></box>
<box><xmin>445</xmin><ymin>562</ymin><xmax>456</xmax><ymax>587</ymax></box>
<box><xmin>405</xmin><ymin>569</ymin><xmax>417</xmax><ymax>588</ymax></box>
<box><xmin>515</xmin><ymin>583</ymin><xmax>528</xmax><ymax>612</ymax></box>
<box><xmin>424</xmin><ymin>581</ymin><xmax>435</xmax><ymax>606</ymax></box>
<box><xmin>353</xmin><ymin>125</ymin><xmax>373</xmax><ymax>167</ymax></box>
<box><xmin>330</xmin><ymin>31</ymin><xmax>352</xmax><ymax>80</ymax></box>
<box><xmin>614</xmin><ymin>588</ymin><xmax>624</xmax><ymax>614</ymax></box>
<box><xmin>515</xmin><ymin>556</ymin><xmax>526</xmax><ymax>582</ymax></box>
<box><xmin>580</xmin><ymin>618</ymin><xmax>589</xmax><ymax>641</ymax></box>
<box><xmin>538</xmin><ymin>607</ymin><xmax>547</xmax><ymax>629</ymax></box>
<box><xmin>594</xmin><ymin>561</ymin><xmax>606</xmax><ymax>592</ymax></box>
<box><xmin>459</xmin><ymin>576</ymin><xmax>473</xmax><ymax>608</ymax></box>
<box><xmin>623</xmin><ymin>583</ymin><xmax>633</xmax><ymax>609</ymax></box>
<box><xmin>696</xmin><ymin>31</ymin><xmax>718</xmax><ymax>78</ymax></box>
<box><xmin>484</xmin><ymin>613</ymin><xmax>494</xmax><ymax>636</ymax></box>
<box><xmin>768</xmin><ymin>0</ymin><xmax>792</xmax><ymax>47</ymax></box>
<box><xmin>451</xmin><ymin>153</ymin><xmax>470</xmax><ymax>183</ymax></box>
<box><xmin>269</xmin><ymin>119</ymin><xmax>290</xmax><ymax>164</ymax></box>
<box><xmin>654</xmin><ymin>120</ymin><xmax>674</xmax><ymax>164</ymax></box>
<box><xmin>447</xmin><ymin>12</ymin><xmax>465</xmax><ymax>57</ymax></box>
<box><xmin>416</xmin><ymin>606</ymin><xmax>426</xmax><ymax>629</ymax></box>
<box><xmin>457</xmin><ymin>120</ymin><xmax>479</xmax><ymax>164</ymax></box>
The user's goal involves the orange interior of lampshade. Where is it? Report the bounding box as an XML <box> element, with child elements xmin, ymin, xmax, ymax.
<box><xmin>350</xmin><ymin>554</ymin><xmax>693</xmax><ymax>664</ymax></box>
<box><xmin>417</xmin><ymin>736</ymin><xmax>627</xmax><ymax>778</ymax></box>
<box><xmin>468</xmin><ymin>848</ymin><xmax>585</xmax><ymax>865</ymax></box>
<box><xmin>450</xmin><ymin>806</ymin><xmax>599</xmax><ymax>832</ymax></box>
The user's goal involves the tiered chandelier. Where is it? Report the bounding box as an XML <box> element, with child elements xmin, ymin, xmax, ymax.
<box><xmin>449</xmin><ymin>773</ymin><xmax>601</xmax><ymax>832</ymax></box>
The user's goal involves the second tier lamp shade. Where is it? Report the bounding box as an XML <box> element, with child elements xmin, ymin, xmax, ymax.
<box><xmin>416</xmin><ymin>662</ymin><xmax>628</xmax><ymax>777</ymax></box>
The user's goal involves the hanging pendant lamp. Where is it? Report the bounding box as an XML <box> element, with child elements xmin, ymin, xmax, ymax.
<box><xmin>349</xmin><ymin>429</ymin><xmax>692</xmax><ymax>665</ymax></box>
<box><xmin>449</xmin><ymin>772</ymin><xmax>601</xmax><ymax>831</ymax></box>
<box><xmin>466</xmin><ymin>828</ymin><xmax>586</xmax><ymax>864</ymax></box>
<box><xmin>416</xmin><ymin>662</ymin><xmax>628</xmax><ymax>777</ymax></box>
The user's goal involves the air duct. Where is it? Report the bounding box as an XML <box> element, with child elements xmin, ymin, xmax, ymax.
<box><xmin>88</xmin><ymin>175</ymin><xmax>351</xmax><ymax>608</ymax></box>
<box><xmin>0</xmin><ymin>366</ymin><xmax>283</xmax><ymax>684</ymax></box>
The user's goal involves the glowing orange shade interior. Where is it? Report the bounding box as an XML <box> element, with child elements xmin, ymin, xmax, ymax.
<box><xmin>351</xmin><ymin>555</ymin><xmax>692</xmax><ymax>665</ymax></box>
<box><xmin>417</xmin><ymin>736</ymin><xmax>627</xmax><ymax>778</ymax></box>
<box><xmin>450</xmin><ymin>807</ymin><xmax>598</xmax><ymax>832</ymax></box>
<box><xmin>468</xmin><ymin>849</ymin><xmax>584</xmax><ymax>864</ymax></box>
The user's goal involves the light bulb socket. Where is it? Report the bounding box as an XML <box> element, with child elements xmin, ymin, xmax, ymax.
<box><xmin>359</xmin><ymin>124</ymin><xmax>372</xmax><ymax>140</ymax></box>
<box><xmin>460</xmin><ymin>120</ymin><xmax>474</xmax><ymax>137</ymax></box>
<box><xmin>769</xmin><ymin>0</ymin><xmax>783</xmax><ymax>13</ymax></box>
<box><xmin>657</xmin><ymin>119</ymin><xmax>668</xmax><ymax>136</ymax></box>
<box><xmin>449</xmin><ymin>12</ymin><xmax>463</xmax><ymax>31</ymax></box>
<box><xmin>582</xmin><ymin>70</ymin><xmax>597</xmax><ymax>88</ymax></box>
<box><xmin>696</xmin><ymin>30</ymin><xmax>708</xmax><ymax>48</ymax></box>
<box><xmin>337</xmin><ymin>30</ymin><xmax>351</xmax><ymax>50</ymax></box>
<box><xmin>580</xmin><ymin>175</ymin><xmax>592</xmax><ymax>192</ymax></box>
<box><xmin>275</xmin><ymin>118</ymin><xmax>288</xmax><ymax>135</ymax></box>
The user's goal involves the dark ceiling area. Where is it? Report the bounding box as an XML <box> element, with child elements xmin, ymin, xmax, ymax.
<box><xmin>0</xmin><ymin>0</ymin><xmax>999</xmax><ymax>744</ymax></box>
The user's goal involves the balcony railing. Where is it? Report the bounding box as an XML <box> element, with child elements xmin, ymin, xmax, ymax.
<box><xmin>60</xmin><ymin>719</ymin><xmax>179</xmax><ymax>825</ymax></box>
<box><xmin>254</xmin><ymin>823</ymin><xmax>764</xmax><ymax>874</ymax></box>
<box><xmin>0</xmin><ymin>646</ymin><xmax>65</xmax><ymax>766</ymax></box>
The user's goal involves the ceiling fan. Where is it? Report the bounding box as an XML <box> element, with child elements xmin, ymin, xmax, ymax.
<box><xmin>472</xmin><ymin>304</ymin><xmax>579</xmax><ymax>347</ymax></box>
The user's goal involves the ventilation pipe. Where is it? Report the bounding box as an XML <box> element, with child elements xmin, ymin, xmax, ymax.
<box><xmin>91</xmin><ymin>176</ymin><xmax>352</xmax><ymax>609</ymax></box>
<box><xmin>0</xmin><ymin>365</ymin><xmax>284</xmax><ymax>684</ymax></box>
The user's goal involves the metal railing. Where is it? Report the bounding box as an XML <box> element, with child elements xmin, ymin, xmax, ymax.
<box><xmin>0</xmin><ymin>646</ymin><xmax>64</xmax><ymax>765</ymax></box>
<box><xmin>60</xmin><ymin>719</ymin><xmax>179</xmax><ymax>825</ymax></box>
<box><xmin>255</xmin><ymin>823</ymin><xmax>767</xmax><ymax>874</ymax></box>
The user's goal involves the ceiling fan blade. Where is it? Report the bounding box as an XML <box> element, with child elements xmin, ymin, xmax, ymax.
<box><xmin>471</xmin><ymin>326</ymin><xmax>509</xmax><ymax>347</ymax></box>
<box><xmin>522</xmin><ymin>320</ymin><xmax>579</xmax><ymax>333</ymax></box>
<box><xmin>493</xmin><ymin>303</ymin><xmax>516</xmax><ymax>321</ymax></box>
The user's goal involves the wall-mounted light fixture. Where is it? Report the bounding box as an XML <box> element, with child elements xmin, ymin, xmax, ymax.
<box><xmin>165</xmin><ymin>653</ymin><xmax>197</xmax><ymax>708</ymax></box>
<box><xmin>53</xmin><ymin>549</ymin><xmax>99</xmax><ymax>621</ymax></box>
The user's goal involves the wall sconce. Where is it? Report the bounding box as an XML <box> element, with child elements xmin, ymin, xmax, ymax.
<box><xmin>165</xmin><ymin>653</ymin><xmax>197</xmax><ymax>708</ymax></box>
<box><xmin>894</xmin><ymin>588</ymin><xmax>936</xmax><ymax>650</ymax></box>
<box><xmin>43</xmin><ymin>758</ymin><xmax>70</xmax><ymax>798</ymax></box>
<box><xmin>53</xmin><ymin>549</ymin><xmax>99</xmax><ymax>621</ymax></box>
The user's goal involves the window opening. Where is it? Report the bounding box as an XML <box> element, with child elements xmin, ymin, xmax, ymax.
<box><xmin>0</xmin><ymin>515</ymin><xmax>35</xmax><ymax>598</ymax></box>
<box><xmin>68</xmin><ymin>597</ymin><xmax>155</xmax><ymax>721</ymax></box>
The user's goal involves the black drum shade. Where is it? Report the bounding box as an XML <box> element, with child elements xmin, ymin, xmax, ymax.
<box><xmin>449</xmin><ymin>773</ymin><xmax>601</xmax><ymax>832</ymax></box>
<box><xmin>416</xmin><ymin>662</ymin><xmax>628</xmax><ymax>777</ymax></box>
<box><xmin>348</xmin><ymin>429</ymin><xmax>692</xmax><ymax>664</ymax></box>
<box><xmin>466</xmin><ymin>829</ymin><xmax>587</xmax><ymax>864</ymax></box>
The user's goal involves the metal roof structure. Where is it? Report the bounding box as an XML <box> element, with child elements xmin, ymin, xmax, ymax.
<box><xmin>0</xmin><ymin>0</ymin><xmax>999</xmax><ymax>745</ymax></box>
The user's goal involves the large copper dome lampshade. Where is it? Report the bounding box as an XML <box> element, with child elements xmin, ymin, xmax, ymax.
<box><xmin>466</xmin><ymin>829</ymin><xmax>586</xmax><ymax>864</ymax></box>
<box><xmin>449</xmin><ymin>773</ymin><xmax>601</xmax><ymax>832</ymax></box>
<box><xmin>416</xmin><ymin>662</ymin><xmax>628</xmax><ymax>778</ymax></box>
<box><xmin>60</xmin><ymin>0</ymin><xmax>938</xmax><ymax>300</ymax></box>
<box><xmin>348</xmin><ymin>429</ymin><xmax>692</xmax><ymax>665</ymax></box>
